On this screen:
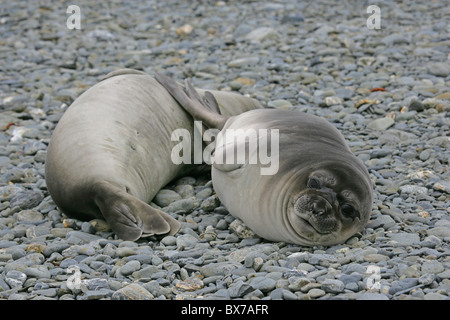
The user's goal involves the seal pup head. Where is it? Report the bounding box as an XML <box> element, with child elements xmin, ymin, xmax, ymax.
<box><xmin>286</xmin><ymin>162</ymin><xmax>372</xmax><ymax>246</ymax></box>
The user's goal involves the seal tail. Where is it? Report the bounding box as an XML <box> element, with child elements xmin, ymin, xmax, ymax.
<box><xmin>155</xmin><ymin>73</ymin><xmax>228</xmax><ymax>130</ymax></box>
<box><xmin>93</xmin><ymin>181</ymin><xmax>180</xmax><ymax>241</ymax></box>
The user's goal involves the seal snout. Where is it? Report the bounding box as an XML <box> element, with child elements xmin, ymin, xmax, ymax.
<box><xmin>293</xmin><ymin>192</ymin><xmax>339</xmax><ymax>235</ymax></box>
<box><xmin>309</xmin><ymin>197</ymin><xmax>336</xmax><ymax>234</ymax></box>
<box><xmin>311</xmin><ymin>199</ymin><xmax>330</xmax><ymax>216</ymax></box>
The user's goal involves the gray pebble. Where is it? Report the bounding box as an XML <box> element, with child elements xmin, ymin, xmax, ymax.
<box><xmin>160</xmin><ymin>235</ymin><xmax>177</xmax><ymax>246</ymax></box>
<box><xmin>165</xmin><ymin>198</ymin><xmax>198</xmax><ymax>213</ymax></box>
<box><xmin>81</xmin><ymin>221</ymin><xmax>96</xmax><ymax>234</ymax></box>
<box><xmin>32</xmin><ymin>288</ymin><xmax>57</xmax><ymax>298</ymax></box>
<box><xmin>418</xmin><ymin>273</ymin><xmax>435</xmax><ymax>286</ymax></box>
<box><xmin>245</xmin><ymin>27</ymin><xmax>278</xmax><ymax>43</ymax></box>
<box><xmin>249</xmin><ymin>276</ymin><xmax>277</xmax><ymax>293</ymax></box>
<box><xmin>24</xmin><ymin>266</ymin><xmax>51</xmax><ymax>279</ymax></box>
<box><xmin>308</xmin><ymin>288</ymin><xmax>326</xmax><ymax>298</ymax></box>
<box><xmin>111</xmin><ymin>283</ymin><xmax>154</xmax><ymax>300</ymax></box>
<box><xmin>5</xmin><ymin>270</ymin><xmax>27</xmax><ymax>288</ymax></box>
<box><xmin>228</xmin><ymin>280</ymin><xmax>253</xmax><ymax>298</ymax></box>
<box><xmin>389</xmin><ymin>278</ymin><xmax>419</xmax><ymax>295</ymax></box>
<box><xmin>421</xmin><ymin>260</ymin><xmax>444</xmax><ymax>274</ymax></box>
<box><xmin>427</xmin><ymin>227</ymin><xmax>450</xmax><ymax>239</ymax></box>
<box><xmin>382</xmin><ymin>34</ymin><xmax>410</xmax><ymax>46</ymax></box>
<box><xmin>399</xmin><ymin>185</ymin><xmax>428</xmax><ymax>195</ymax></box>
<box><xmin>43</xmin><ymin>243</ymin><xmax>70</xmax><ymax>257</ymax></box>
<box><xmin>195</xmin><ymin>187</ymin><xmax>213</xmax><ymax>200</ymax></box>
<box><xmin>117</xmin><ymin>260</ymin><xmax>141</xmax><ymax>277</ymax></box>
<box><xmin>176</xmin><ymin>234</ymin><xmax>198</xmax><ymax>249</ymax></box>
<box><xmin>428</xmin><ymin>63</ymin><xmax>449</xmax><ymax>77</ymax></box>
<box><xmin>321</xmin><ymin>279</ymin><xmax>345</xmax><ymax>293</ymax></box>
<box><xmin>10</xmin><ymin>191</ymin><xmax>44</xmax><ymax>210</ymax></box>
<box><xmin>60</xmin><ymin>258</ymin><xmax>78</xmax><ymax>268</ymax></box>
<box><xmin>174</xmin><ymin>184</ymin><xmax>195</xmax><ymax>198</ymax></box>
<box><xmin>200</xmin><ymin>261</ymin><xmax>242</xmax><ymax>277</ymax></box>
<box><xmin>207</xmin><ymin>288</ymin><xmax>231</xmax><ymax>300</ymax></box>
<box><xmin>81</xmin><ymin>278</ymin><xmax>110</xmax><ymax>292</ymax></box>
<box><xmin>356</xmin><ymin>293</ymin><xmax>389</xmax><ymax>300</ymax></box>
<box><xmin>388</xmin><ymin>232</ymin><xmax>421</xmax><ymax>246</ymax></box>
<box><xmin>424</xmin><ymin>292</ymin><xmax>448</xmax><ymax>300</ymax></box>
<box><xmin>65</xmin><ymin>231</ymin><xmax>102</xmax><ymax>245</ymax></box>
<box><xmin>81</xmin><ymin>289</ymin><xmax>114</xmax><ymax>300</ymax></box>
<box><xmin>367</xmin><ymin>117</ymin><xmax>395</xmax><ymax>131</ymax></box>
<box><xmin>132</xmin><ymin>265</ymin><xmax>159</xmax><ymax>279</ymax></box>
<box><xmin>228</xmin><ymin>56</ymin><xmax>260</xmax><ymax>68</ymax></box>
<box><xmin>200</xmin><ymin>196</ymin><xmax>220</xmax><ymax>211</ymax></box>
<box><xmin>154</xmin><ymin>189</ymin><xmax>182</xmax><ymax>207</ymax></box>
<box><xmin>10</xmin><ymin>248</ymin><xmax>27</xmax><ymax>260</ymax></box>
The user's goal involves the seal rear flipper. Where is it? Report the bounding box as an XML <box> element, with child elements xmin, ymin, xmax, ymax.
<box><xmin>141</xmin><ymin>208</ymin><xmax>181</xmax><ymax>238</ymax></box>
<box><xmin>155</xmin><ymin>73</ymin><xmax>228</xmax><ymax>129</ymax></box>
<box><xmin>94</xmin><ymin>182</ymin><xmax>181</xmax><ymax>241</ymax></box>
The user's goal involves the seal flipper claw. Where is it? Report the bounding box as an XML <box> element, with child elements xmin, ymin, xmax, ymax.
<box><xmin>94</xmin><ymin>182</ymin><xmax>180</xmax><ymax>241</ymax></box>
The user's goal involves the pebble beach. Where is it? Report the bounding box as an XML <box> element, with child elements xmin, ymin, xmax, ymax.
<box><xmin>0</xmin><ymin>0</ymin><xmax>449</xmax><ymax>300</ymax></box>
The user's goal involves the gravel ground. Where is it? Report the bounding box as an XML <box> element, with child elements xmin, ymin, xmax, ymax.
<box><xmin>0</xmin><ymin>0</ymin><xmax>449</xmax><ymax>300</ymax></box>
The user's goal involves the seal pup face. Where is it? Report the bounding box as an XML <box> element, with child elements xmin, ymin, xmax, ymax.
<box><xmin>287</xmin><ymin>166</ymin><xmax>372</xmax><ymax>246</ymax></box>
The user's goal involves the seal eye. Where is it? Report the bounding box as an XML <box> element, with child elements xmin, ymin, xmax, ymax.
<box><xmin>307</xmin><ymin>177</ymin><xmax>321</xmax><ymax>189</ymax></box>
<box><xmin>341</xmin><ymin>203</ymin><xmax>359</xmax><ymax>219</ymax></box>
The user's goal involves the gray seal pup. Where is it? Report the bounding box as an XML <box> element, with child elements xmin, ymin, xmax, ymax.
<box><xmin>155</xmin><ymin>74</ymin><xmax>373</xmax><ymax>246</ymax></box>
<box><xmin>45</xmin><ymin>69</ymin><xmax>262</xmax><ymax>241</ymax></box>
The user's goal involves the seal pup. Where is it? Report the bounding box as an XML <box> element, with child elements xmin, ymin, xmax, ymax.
<box><xmin>155</xmin><ymin>74</ymin><xmax>373</xmax><ymax>246</ymax></box>
<box><xmin>45</xmin><ymin>69</ymin><xmax>262</xmax><ymax>241</ymax></box>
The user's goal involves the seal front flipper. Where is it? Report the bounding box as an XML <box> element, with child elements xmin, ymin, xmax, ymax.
<box><xmin>93</xmin><ymin>182</ymin><xmax>180</xmax><ymax>241</ymax></box>
<box><xmin>155</xmin><ymin>73</ymin><xmax>227</xmax><ymax>129</ymax></box>
<box><xmin>184</xmin><ymin>78</ymin><xmax>221</xmax><ymax>115</ymax></box>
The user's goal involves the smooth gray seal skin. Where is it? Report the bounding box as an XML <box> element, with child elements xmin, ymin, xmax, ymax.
<box><xmin>45</xmin><ymin>69</ymin><xmax>262</xmax><ymax>241</ymax></box>
<box><xmin>155</xmin><ymin>74</ymin><xmax>373</xmax><ymax>246</ymax></box>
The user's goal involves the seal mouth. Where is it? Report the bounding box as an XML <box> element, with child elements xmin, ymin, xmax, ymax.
<box><xmin>298</xmin><ymin>216</ymin><xmax>337</xmax><ymax>236</ymax></box>
<box><xmin>302</xmin><ymin>216</ymin><xmax>336</xmax><ymax>235</ymax></box>
<box><xmin>289</xmin><ymin>215</ymin><xmax>338</xmax><ymax>247</ymax></box>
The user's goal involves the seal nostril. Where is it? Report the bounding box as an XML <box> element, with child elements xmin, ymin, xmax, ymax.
<box><xmin>312</xmin><ymin>203</ymin><xmax>326</xmax><ymax>216</ymax></box>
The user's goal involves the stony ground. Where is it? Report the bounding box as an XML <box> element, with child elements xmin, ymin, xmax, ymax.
<box><xmin>0</xmin><ymin>0</ymin><xmax>449</xmax><ymax>300</ymax></box>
